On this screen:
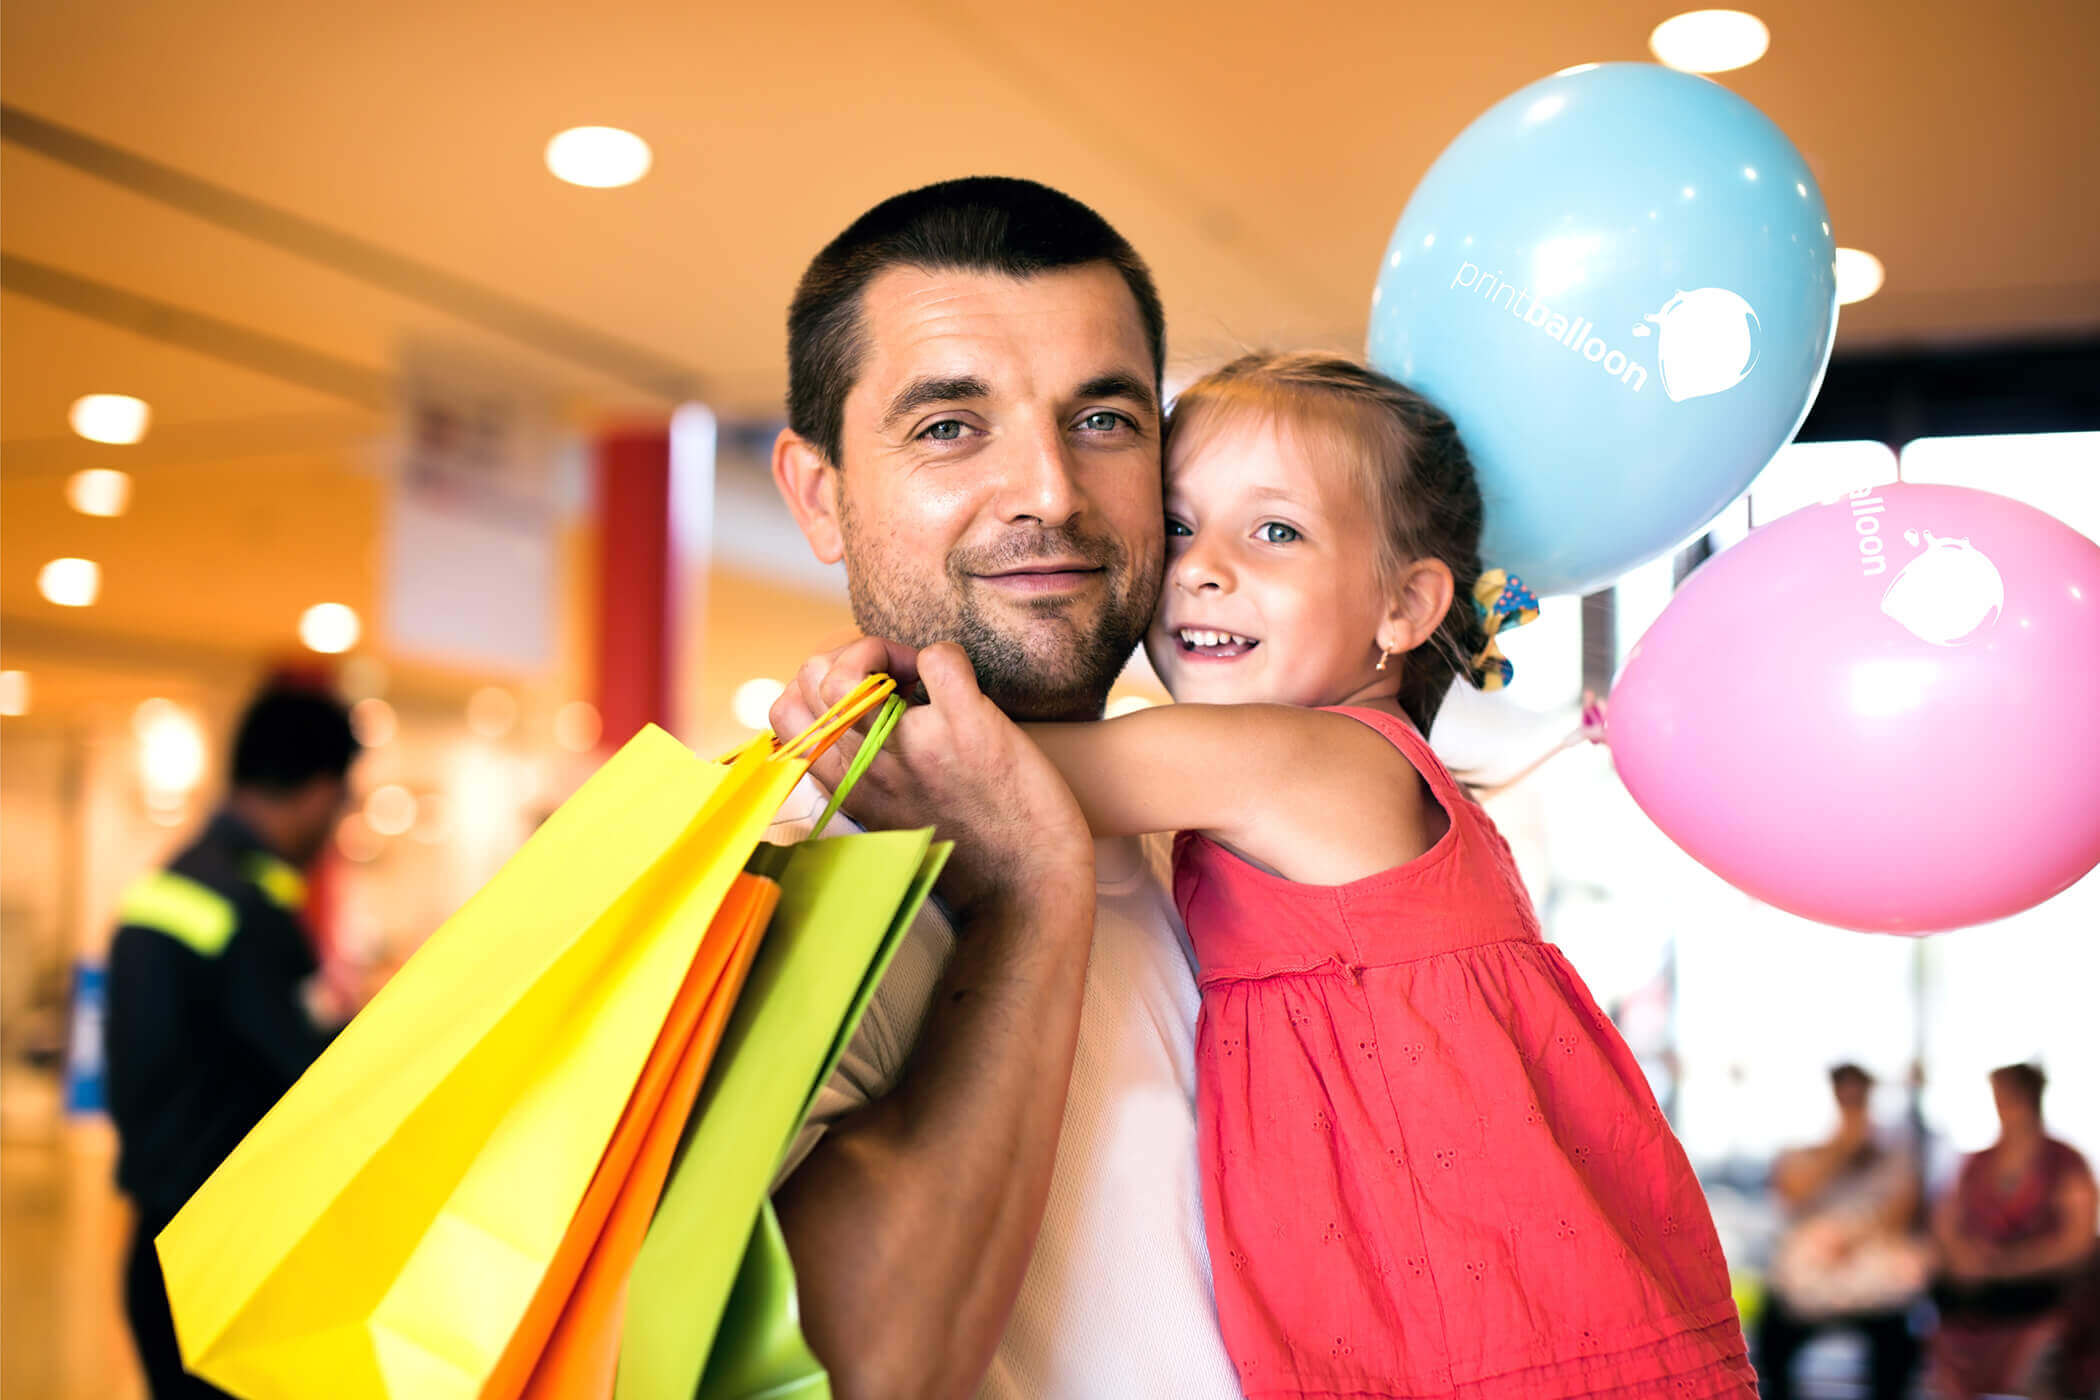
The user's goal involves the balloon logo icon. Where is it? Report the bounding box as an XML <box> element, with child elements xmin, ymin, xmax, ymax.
<box><xmin>1880</xmin><ymin>531</ymin><xmax>2005</xmax><ymax>647</ymax></box>
<box><xmin>1633</xmin><ymin>288</ymin><xmax>1761</xmax><ymax>402</ymax></box>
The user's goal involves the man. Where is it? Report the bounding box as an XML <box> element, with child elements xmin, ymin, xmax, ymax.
<box><xmin>1758</xmin><ymin>1064</ymin><xmax>1927</xmax><ymax>1400</ymax></box>
<box><xmin>105</xmin><ymin>685</ymin><xmax>358</xmax><ymax>1398</ymax></box>
<box><xmin>764</xmin><ymin>177</ymin><xmax>1241</xmax><ymax>1397</ymax></box>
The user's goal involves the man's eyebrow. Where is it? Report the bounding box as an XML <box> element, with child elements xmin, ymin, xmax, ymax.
<box><xmin>1074</xmin><ymin>372</ymin><xmax>1159</xmax><ymax>418</ymax></box>
<box><xmin>880</xmin><ymin>375</ymin><xmax>990</xmax><ymax>429</ymax></box>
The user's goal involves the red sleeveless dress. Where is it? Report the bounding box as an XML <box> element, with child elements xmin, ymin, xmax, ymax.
<box><xmin>1175</xmin><ymin>707</ymin><xmax>1754</xmax><ymax>1399</ymax></box>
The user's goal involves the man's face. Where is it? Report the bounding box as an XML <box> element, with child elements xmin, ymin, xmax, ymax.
<box><xmin>1991</xmin><ymin>1078</ymin><xmax>2039</xmax><ymax>1136</ymax></box>
<box><xmin>781</xmin><ymin>263</ymin><xmax>1164</xmax><ymax>720</ymax></box>
<box><xmin>286</xmin><ymin>774</ymin><xmax>350</xmax><ymax>868</ymax></box>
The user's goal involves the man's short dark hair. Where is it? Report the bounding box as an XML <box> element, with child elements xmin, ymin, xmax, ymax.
<box><xmin>230</xmin><ymin>686</ymin><xmax>359</xmax><ymax>793</ymax></box>
<box><xmin>787</xmin><ymin>176</ymin><xmax>1167</xmax><ymax>466</ymax></box>
<box><xmin>1990</xmin><ymin>1061</ymin><xmax>2047</xmax><ymax>1111</ymax></box>
<box><xmin>1830</xmin><ymin>1063</ymin><xmax>1873</xmax><ymax>1092</ymax></box>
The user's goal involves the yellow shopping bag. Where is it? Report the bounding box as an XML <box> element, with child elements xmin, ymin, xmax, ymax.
<box><xmin>159</xmin><ymin>681</ymin><xmax>893</xmax><ymax>1400</ymax></box>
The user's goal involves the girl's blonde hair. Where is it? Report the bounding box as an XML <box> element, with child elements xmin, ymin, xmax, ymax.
<box><xmin>1166</xmin><ymin>351</ymin><xmax>1491</xmax><ymax>733</ymax></box>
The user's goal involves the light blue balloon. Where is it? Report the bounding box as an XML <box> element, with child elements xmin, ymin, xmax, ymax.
<box><xmin>1368</xmin><ymin>63</ymin><xmax>1837</xmax><ymax>597</ymax></box>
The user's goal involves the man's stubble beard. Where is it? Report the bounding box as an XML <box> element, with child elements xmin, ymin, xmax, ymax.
<box><xmin>837</xmin><ymin>493</ymin><xmax>1162</xmax><ymax>722</ymax></box>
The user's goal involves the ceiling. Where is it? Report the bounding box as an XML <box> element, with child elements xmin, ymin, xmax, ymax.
<box><xmin>4</xmin><ymin>0</ymin><xmax>2097</xmax><ymax>663</ymax></box>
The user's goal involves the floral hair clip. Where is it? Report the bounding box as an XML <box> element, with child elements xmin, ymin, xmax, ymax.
<box><xmin>1469</xmin><ymin>569</ymin><xmax>1540</xmax><ymax>691</ymax></box>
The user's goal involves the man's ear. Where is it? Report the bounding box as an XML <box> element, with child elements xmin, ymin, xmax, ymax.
<box><xmin>1377</xmin><ymin>557</ymin><xmax>1456</xmax><ymax>656</ymax></box>
<box><xmin>772</xmin><ymin>428</ymin><xmax>845</xmax><ymax>565</ymax></box>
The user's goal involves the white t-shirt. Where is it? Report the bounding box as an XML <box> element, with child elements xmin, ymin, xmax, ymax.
<box><xmin>770</xmin><ymin>783</ymin><xmax>1240</xmax><ymax>1399</ymax></box>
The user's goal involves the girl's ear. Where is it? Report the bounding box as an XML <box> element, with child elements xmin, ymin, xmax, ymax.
<box><xmin>1377</xmin><ymin>557</ymin><xmax>1455</xmax><ymax>656</ymax></box>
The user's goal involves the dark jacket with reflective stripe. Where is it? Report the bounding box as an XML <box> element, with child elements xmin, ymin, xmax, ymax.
<box><xmin>105</xmin><ymin>810</ymin><xmax>332</xmax><ymax>1221</ymax></box>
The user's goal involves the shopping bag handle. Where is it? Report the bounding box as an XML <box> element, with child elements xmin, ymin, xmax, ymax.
<box><xmin>722</xmin><ymin>673</ymin><xmax>892</xmax><ymax>768</ymax></box>
<box><xmin>809</xmin><ymin>693</ymin><xmax>905</xmax><ymax>840</ymax></box>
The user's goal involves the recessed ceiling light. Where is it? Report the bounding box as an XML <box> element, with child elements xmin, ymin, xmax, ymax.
<box><xmin>1649</xmin><ymin>10</ymin><xmax>1770</xmax><ymax>73</ymax></box>
<box><xmin>68</xmin><ymin>394</ymin><xmax>152</xmax><ymax>445</ymax></box>
<box><xmin>299</xmin><ymin>602</ymin><xmax>362</xmax><ymax>654</ymax></box>
<box><xmin>545</xmin><ymin>126</ymin><xmax>652</xmax><ymax>188</ymax></box>
<box><xmin>39</xmin><ymin>558</ymin><xmax>101</xmax><ymax>607</ymax></box>
<box><xmin>1835</xmin><ymin>248</ymin><xmax>1886</xmax><ymax>305</ymax></box>
<box><xmin>66</xmin><ymin>468</ymin><xmax>134</xmax><ymax>517</ymax></box>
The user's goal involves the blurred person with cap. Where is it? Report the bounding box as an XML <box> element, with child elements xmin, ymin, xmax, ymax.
<box><xmin>1931</xmin><ymin>1062</ymin><xmax>2098</xmax><ymax>1399</ymax></box>
<box><xmin>1757</xmin><ymin>1063</ymin><xmax>1930</xmax><ymax>1400</ymax></box>
<box><xmin>105</xmin><ymin>684</ymin><xmax>360</xmax><ymax>1398</ymax></box>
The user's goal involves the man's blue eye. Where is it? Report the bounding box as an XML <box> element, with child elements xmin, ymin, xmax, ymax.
<box><xmin>924</xmin><ymin>420</ymin><xmax>965</xmax><ymax>441</ymax></box>
<box><xmin>1167</xmin><ymin>519</ymin><xmax>1193</xmax><ymax>538</ymax></box>
<box><xmin>1081</xmin><ymin>411</ymin><xmax>1126</xmax><ymax>432</ymax></box>
<box><xmin>1260</xmin><ymin>522</ymin><xmax>1300</xmax><ymax>544</ymax></box>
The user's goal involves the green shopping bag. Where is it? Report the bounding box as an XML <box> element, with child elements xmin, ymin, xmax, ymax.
<box><xmin>615</xmin><ymin>823</ymin><xmax>948</xmax><ymax>1400</ymax></box>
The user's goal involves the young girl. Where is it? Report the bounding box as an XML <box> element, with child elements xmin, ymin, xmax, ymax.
<box><xmin>1025</xmin><ymin>352</ymin><xmax>1755</xmax><ymax>1399</ymax></box>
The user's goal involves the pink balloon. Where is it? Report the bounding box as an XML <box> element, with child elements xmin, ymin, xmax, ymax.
<box><xmin>1608</xmin><ymin>482</ymin><xmax>2100</xmax><ymax>934</ymax></box>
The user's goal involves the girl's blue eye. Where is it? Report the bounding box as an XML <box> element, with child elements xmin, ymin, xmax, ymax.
<box><xmin>923</xmin><ymin>420</ymin><xmax>965</xmax><ymax>441</ymax></box>
<box><xmin>1166</xmin><ymin>519</ymin><xmax>1193</xmax><ymax>538</ymax></box>
<box><xmin>1259</xmin><ymin>522</ymin><xmax>1301</xmax><ymax>544</ymax></box>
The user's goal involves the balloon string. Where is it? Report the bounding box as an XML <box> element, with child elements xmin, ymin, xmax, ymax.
<box><xmin>1470</xmin><ymin>692</ymin><xmax>1610</xmax><ymax>803</ymax></box>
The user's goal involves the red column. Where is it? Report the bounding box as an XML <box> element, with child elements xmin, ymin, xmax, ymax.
<box><xmin>594</xmin><ymin>428</ymin><xmax>675</xmax><ymax>748</ymax></box>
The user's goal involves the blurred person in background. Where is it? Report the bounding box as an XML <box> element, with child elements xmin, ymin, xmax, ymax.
<box><xmin>1931</xmin><ymin>1062</ymin><xmax>2099</xmax><ymax>1399</ymax></box>
<box><xmin>1757</xmin><ymin>1063</ymin><xmax>1929</xmax><ymax>1400</ymax></box>
<box><xmin>105</xmin><ymin>685</ymin><xmax>360</xmax><ymax>1398</ymax></box>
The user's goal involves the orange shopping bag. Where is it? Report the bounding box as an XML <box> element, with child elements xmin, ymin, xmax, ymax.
<box><xmin>479</xmin><ymin>872</ymin><xmax>780</xmax><ymax>1400</ymax></box>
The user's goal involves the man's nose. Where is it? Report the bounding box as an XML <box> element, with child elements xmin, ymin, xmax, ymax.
<box><xmin>993</xmin><ymin>425</ymin><xmax>1084</xmax><ymax>529</ymax></box>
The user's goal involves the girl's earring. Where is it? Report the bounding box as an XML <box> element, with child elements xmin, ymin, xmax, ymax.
<box><xmin>1376</xmin><ymin>646</ymin><xmax>1393</xmax><ymax>672</ymax></box>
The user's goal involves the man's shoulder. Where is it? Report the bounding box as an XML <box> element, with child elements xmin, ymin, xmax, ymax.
<box><xmin>115</xmin><ymin>865</ymin><xmax>241</xmax><ymax>960</ymax></box>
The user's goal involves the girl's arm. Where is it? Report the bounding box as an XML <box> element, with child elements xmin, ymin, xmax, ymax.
<box><xmin>1024</xmin><ymin>704</ymin><xmax>1438</xmax><ymax>885</ymax></box>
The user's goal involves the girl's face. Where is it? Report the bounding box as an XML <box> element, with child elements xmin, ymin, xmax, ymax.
<box><xmin>1145</xmin><ymin>415</ymin><xmax>1398</xmax><ymax>708</ymax></box>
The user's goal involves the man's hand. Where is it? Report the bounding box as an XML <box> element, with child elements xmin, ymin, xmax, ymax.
<box><xmin>770</xmin><ymin>638</ymin><xmax>1102</xmax><ymax>1398</ymax></box>
<box><xmin>772</xmin><ymin>639</ymin><xmax>1093</xmax><ymax>918</ymax></box>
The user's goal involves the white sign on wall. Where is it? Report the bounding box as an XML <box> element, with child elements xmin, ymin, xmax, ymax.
<box><xmin>384</xmin><ymin>344</ymin><xmax>565</xmax><ymax>673</ymax></box>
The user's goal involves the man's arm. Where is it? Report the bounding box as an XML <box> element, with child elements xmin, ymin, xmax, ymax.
<box><xmin>769</xmin><ymin>641</ymin><xmax>1098</xmax><ymax>1399</ymax></box>
<box><xmin>1993</xmin><ymin>1158</ymin><xmax>2099</xmax><ymax>1277</ymax></box>
<box><xmin>220</xmin><ymin>903</ymin><xmax>334</xmax><ymax>1086</ymax></box>
<box><xmin>1771</xmin><ymin>1128</ymin><xmax>1868</xmax><ymax>1209</ymax></box>
<box><xmin>774</xmin><ymin>884</ymin><xmax>1093</xmax><ymax>1398</ymax></box>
